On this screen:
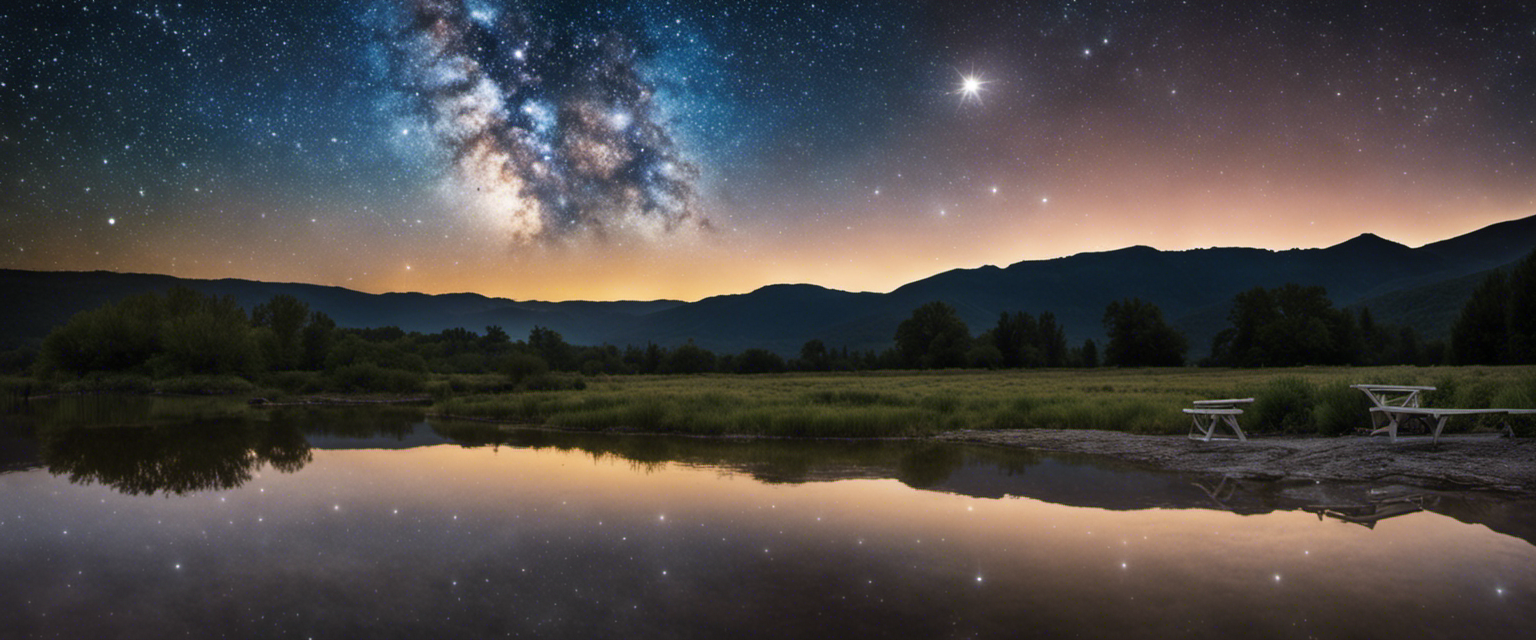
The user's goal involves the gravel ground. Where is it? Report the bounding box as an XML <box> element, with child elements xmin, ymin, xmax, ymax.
<box><xmin>936</xmin><ymin>429</ymin><xmax>1536</xmax><ymax>494</ymax></box>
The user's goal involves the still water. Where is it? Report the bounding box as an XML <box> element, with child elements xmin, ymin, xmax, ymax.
<box><xmin>2</xmin><ymin>397</ymin><xmax>1534</xmax><ymax>638</ymax></box>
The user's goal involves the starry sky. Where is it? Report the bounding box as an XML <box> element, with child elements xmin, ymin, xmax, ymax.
<box><xmin>3</xmin><ymin>0</ymin><xmax>1534</xmax><ymax>301</ymax></box>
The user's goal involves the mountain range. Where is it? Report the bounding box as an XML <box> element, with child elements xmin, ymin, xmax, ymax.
<box><xmin>6</xmin><ymin>214</ymin><xmax>1536</xmax><ymax>358</ymax></box>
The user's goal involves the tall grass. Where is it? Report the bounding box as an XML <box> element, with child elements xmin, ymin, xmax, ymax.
<box><xmin>432</xmin><ymin>365</ymin><xmax>1536</xmax><ymax>438</ymax></box>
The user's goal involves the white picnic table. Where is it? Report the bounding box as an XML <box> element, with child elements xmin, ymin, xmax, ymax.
<box><xmin>1353</xmin><ymin>383</ymin><xmax>1528</xmax><ymax>442</ymax></box>
<box><xmin>1350</xmin><ymin>384</ymin><xmax>1434</xmax><ymax>410</ymax></box>
<box><xmin>1183</xmin><ymin>398</ymin><xmax>1254</xmax><ymax>442</ymax></box>
<box><xmin>1351</xmin><ymin>384</ymin><xmax>1434</xmax><ymax>435</ymax></box>
<box><xmin>1367</xmin><ymin>406</ymin><xmax>1528</xmax><ymax>443</ymax></box>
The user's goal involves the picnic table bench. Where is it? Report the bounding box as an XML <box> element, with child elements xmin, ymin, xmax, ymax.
<box><xmin>1367</xmin><ymin>406</ymin><xmax>1529</xmax><ymax>443</ymax></box>
<box><xmin>1184</xmin><ymin>398</ymin><xmax>1254</xmax><ymax>442</ymax></box>
<box><xmin>1353</xmin><ymin>383</ymin><xmax>1527</xmax><ymax>442</ymax></box>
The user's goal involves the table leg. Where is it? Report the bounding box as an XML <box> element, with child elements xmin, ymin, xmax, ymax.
<box><xmin>1195</xmin><ymin>415</ymin><xmax>1214</xmax><ymax>441</ymax></box>
<box><xmin>1222</xmin><ymin>414</ymin><xmax>1247</xmax><ymax>441</ymax></box>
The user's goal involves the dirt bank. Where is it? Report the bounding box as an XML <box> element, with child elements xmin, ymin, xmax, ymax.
<box><xmin>936</xmin><ymin>429</ymin><xmax>1536</xmax><ymax>494</ymax></box>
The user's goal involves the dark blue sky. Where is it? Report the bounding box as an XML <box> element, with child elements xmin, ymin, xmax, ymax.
<box><xmin>3</xmin><ymin>1</ymin><xmax>1534</xmax><ymax>299</ymax></box>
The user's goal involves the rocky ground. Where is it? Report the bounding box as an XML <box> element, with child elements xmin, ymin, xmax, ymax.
<box><xmin>936</xmin><ymin>429</ymin><xmax>1536</xmax><ymax>494</ymax></box>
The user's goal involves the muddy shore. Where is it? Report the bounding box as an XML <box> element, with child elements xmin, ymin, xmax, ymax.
<box><xmin>936</xmin><ymin>429</ymin><xmax>1536</xmax><ymax>494</ymax></box>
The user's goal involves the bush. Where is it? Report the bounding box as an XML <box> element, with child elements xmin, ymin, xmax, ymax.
<box><xmin>326</xmin><ymin>363</ymin><xmax>425</xmax><ymax>393</ymax></box>
<box><xmin>58</xmin><ymin>373</ymin><xmax>155</xmax><ymax>394</ymax></box>
<box><xmin>521</xmin><ymin>372</ymin><xmax>587</xmax><ymax>392</ymax></box>
<box><xmin>1312</xmin><ymin>383</ymin><xmax>1371</xmax><ymax>436</ymax></box>
<box><xmin>426</xmin><ymin>380</ymin><xmax>454</xmax><ymax>402</ymax></box>
<box><xmin>501</xmin><ymin>353</ymin><xmax>549</xmax><ymax>385</ymax></box>
<box><xmin>154</xmin><ymin>375</ymin><xmax>256</xmax><ymax>395</ymax></box>
<box><xmin>1251</xmin><ymin>376</ymin><xmax>1316</xmax><ymax>433</ymax></box>
<box><xmin>260</xmin><ymin>371</ymin><xmax>325</xmax><ymax>394</ymax></box>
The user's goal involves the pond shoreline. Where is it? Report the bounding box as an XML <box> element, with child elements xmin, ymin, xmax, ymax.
<box><xmin>431</xmin><ymin>410</ymin><xmax>1536</xmax><ymax>495</ymax></box>
<box><xmin>936</xmin><ymin>428</ymin><xmax>1536</xmax><ymax>494</ymax></box>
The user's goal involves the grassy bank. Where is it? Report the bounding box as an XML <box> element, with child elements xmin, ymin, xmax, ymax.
<box><xmin>434</xmin><ymin>366</ymin><xmax>1536</xmax><ymax>438</ymax></box>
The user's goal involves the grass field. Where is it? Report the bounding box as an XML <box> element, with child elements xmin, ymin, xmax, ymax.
<box><xmin>434</xmin><ymin>366</ymin><xmax>1536</xmax><ymax>438</ymax></box>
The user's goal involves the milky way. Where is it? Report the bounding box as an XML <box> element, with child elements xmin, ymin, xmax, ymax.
<box><xmin>4</xmin><ymin>1</ymin><xmax>1535</xmax><ymax>300</ymax></box>
<box><xmin>378</xmin><ymin>0</ymin><xmax>706</xmax><ymax>243</ymax></box>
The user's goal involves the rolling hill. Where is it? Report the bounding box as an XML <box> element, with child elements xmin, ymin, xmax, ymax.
<box><xmin>5</xmin><ymin>214</ymin><xmax>1535</xmax><ymax>358</ymax></box>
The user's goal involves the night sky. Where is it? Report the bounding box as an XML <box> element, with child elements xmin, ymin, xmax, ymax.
<box><xmin>3</xmin><ymin>1</ymin><xmax>1534</xmax><ymax>301</ymax></box>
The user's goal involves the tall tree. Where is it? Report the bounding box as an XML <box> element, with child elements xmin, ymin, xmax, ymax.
<box><xmin>528</xmin><ymin>326</ymin><xmax>574</xmax><ymax>370</ymax></box>
<box><xmin>300</xmin><ymin>312</ymin><xmax>337</xmax><ymax>370</ymax></box>
<box><xmin>1102</xmin><ymin>298</ymin><xmax>1187</xmax><ymax>367</ymax></box>
<box><xmin>1037</xmin><ymin>311</ymin><xmax>1068</xmax><ymax>367</ymax></box>
<box><xmin>1452</xmin><ymin>271</ymin><xmax>1510</xmax><ymax>365</ymax></box>
<box><xmin>895</xmin><ymin>301</ymin><xmax>971</xmax><ymax>369</ymax></box>
<box><xmin>1506</xmin><ymin>250</ymin><xmax>1536</xmax><ymax>363</ymax></box>
<box><xmin>252</xmin><ymin>294</ymin><xmax>310</xmax><ymax>370</ymax></box>
<box><xmin>991</xmin><ymin>312</ymin><xmax>1023</xmax><ymax>368</ymax></box>
<box><xmin>1210</xmin><ymin>284</ymin><xmax>1356</xmax><ymax>366</ymax></box>
<box><xmin>798</xmin><ymin>339</ymin><xmax>830</xmax><ymax>371</ymax></box>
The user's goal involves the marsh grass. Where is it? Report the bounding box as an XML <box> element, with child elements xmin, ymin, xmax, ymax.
<box><xmin>432</xmin><ymin>365</ymin><xmax>1536</xmax><ymax>438</ymax></box>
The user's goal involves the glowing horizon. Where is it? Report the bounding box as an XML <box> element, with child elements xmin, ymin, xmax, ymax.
<box><xmin>4</xmin><ymin>1</ymin><xmax>1533</xmax><ymax>302</ymax></box>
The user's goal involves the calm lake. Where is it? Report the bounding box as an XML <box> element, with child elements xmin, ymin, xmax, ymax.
<box><xmin>2</xmin><ymin>396</ymin><xmax>1534</xmax><ymax>639</ymax></box>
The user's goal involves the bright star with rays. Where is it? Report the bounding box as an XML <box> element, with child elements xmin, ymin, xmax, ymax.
<box><xmin>955</xmin><ymin>71</ymin><xmax>990</xmax><ymax>105</ymax></box>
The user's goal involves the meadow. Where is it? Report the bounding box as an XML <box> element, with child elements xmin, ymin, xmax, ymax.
<box><xmin>433</xmin><ymin>366</ymin><xmax>1536</xmax><ymax>438</ymax></box>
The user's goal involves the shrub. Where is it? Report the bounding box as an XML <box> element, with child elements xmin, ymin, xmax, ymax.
<box><xmin>501</xmin><ymin>353</ymin><xmax>549</xmax><ymax>385</ymax></box>
<box><xmin>260</xmin><ymin>371</ymin><xmax>325</xmax><ymax>394</ymax></box>
<box><xmin>327</xmin><ymin>363</ymin><xmax>425</xmax><ymax>393</ymax></box>
<box><xmin>59</xmin><ymin>373</ymin><xmax>155</xmax><ymax>394</ymax></box>
<box><xmin>1312</xmin><ymin>383</ymin><xmax>1371</xmax><ymax>436</ymax></box>
<box><xmin>426</xmin><ymin>380</ymin><xmax>454</xmax><ymax>402</ymax></box>
<box><xmin>1251</xmin><ymin>376</ymin><xmax>1316</xmax><ymax>433</ymax></box>
<box><xmin>154</xmin><ymin>375</ymin><xmax>255</xmax><ymax>395</ymax></box>
<box><xmin>521</xmin><ymin>372</ymin><xmax>586</xmax><ymax>392</ymax></box>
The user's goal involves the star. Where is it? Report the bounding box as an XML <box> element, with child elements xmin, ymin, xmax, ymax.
<box><xmin>955</xmin><ymin>71</ymin><xmax>989</xmax><ymax>105</ymax></box>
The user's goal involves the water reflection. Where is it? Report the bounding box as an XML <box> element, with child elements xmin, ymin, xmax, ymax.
<box><xmin>5</xmin><ymin>397</ymin><xmax>1536</xmax><ymax>549</ymax></box>
<box><xmin>39</xmin><ymin>421</ymin><xmax>310</xmax><ymax>496</ymax></box>
<box><xmin>2</xmin><ymin>397</ymin><xmax>1535</xmax><ymax>638</ymax></box>
<box><xmin>3</xmin><ymin>397</ymin><xmax>434</xmax><ymax>495</ymax></box>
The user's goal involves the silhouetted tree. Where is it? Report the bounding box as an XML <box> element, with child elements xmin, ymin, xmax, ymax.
<box><xmin>480</xmin><ymin>325</ymin><xmax>511</xmax><ymax>351</ymax></box>
<box><xmin>644</xmin><ymin>342</ymin><xmax>664</xmax><ymax>374</ymax></box>
<box><xmin>1507</xmin><ymin>251</ymin><xmax>1536</xmax><ymax>363</ymax></box>
<box><xmin>798</xmin><ymin>339</ymin><xmax>830</xmax><ymax>371</ymax></box>
<box><xmin>528</xmin><ymin>326</ymin><xmax>574</xmax><ymax>370</ymax></box>
<box><xmin>156</xmin><ymin>290</ymin><xmax>256</xmax><ymax>376</ymax></box>
<box><xmin>300</xmin><ymin>312</ymin><xmax>336</xmax><ymax>370</ymax></box>
<box><xmin>895</xmin><ymin>301</ymin><xmax>971</xmax><ymax>368</ymax></box>
<box><xmin>1102</xmin><ymin>298</ymin><xmax>1186</xmax><ymax>367</ymax></box>
<box><xmin>662</xmin><ymin>341</ymin><xmax>716</xmax><ymax>373</ymax></box>
<box><xmin>1452</xmin><ymin>271</ymin><xmax>1510</xmax><ymax>365</ymax></box>
<box><xmin>252</xmin><ymin>294</ymin><xmax>310</xmax><ymax>370</ymax></box>
<box><xmin>501</xmin><ymin>352</ymin><xmax>549</xmax><ymax>384</ymax></box>
<box><xmin>992</xmin><ymin>312</ymin><xmax>1025</xmax><ymax>367</ymax></box>
<box><xmin>734</xmin><ymin>348</ymin><xmax>786</xmax><ymax>373</ymax></box>
<box><xmin>1209</xmin><ymin>284</ymin><xmax>1356</xmax><ymax>366</ymax></box>
<box><xmin>1037</xmin><ymin>311</ymin><xmax>1068</xmax><ymax>367</ymax></box>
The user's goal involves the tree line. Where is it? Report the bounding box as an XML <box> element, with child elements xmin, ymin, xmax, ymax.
<box><xmin>16</xmin><ymin>249</ymin><xmax>1536</xmax><ymax>391</ymax></box>
<box><xmin>23</xmin><ymin>288</ymin><xmax>1190</xmax><ymax>392</ymax></box>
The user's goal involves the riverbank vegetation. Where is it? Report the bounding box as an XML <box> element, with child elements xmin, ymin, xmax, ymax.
<box><xmin>434</xmin><ymin>366</ymin><xmax>1536</xmax><ymax>438</ymax></box>
<box><xmin>7</xmin><ymin>251</ymin><xmax>1536</xmax><ymax>439</ymax></box>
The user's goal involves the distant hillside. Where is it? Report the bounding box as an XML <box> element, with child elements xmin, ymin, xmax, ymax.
<box><xmin>1348</xmin><ymin>264</ymin><xmax>1510</xmax><ymax>342</ymax></box>
<box><xmin>0</xmin><ymin>269</ymin><xmax>683</xmax><ymax>350</ymax></box>
<box><xmin>5</xmin><ymin>214</ymin><xmax>1535</xmax><ymax>357</ymax></box>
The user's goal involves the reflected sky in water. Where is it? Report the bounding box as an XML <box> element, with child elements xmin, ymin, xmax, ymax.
<box><xmin>0</xmin><ymin>403</ymin><xmax>1533</xmax><ymax>638</ymax></box>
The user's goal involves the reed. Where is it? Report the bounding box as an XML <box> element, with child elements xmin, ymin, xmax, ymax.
<box><xmin>432</xmin><ymin>366</ymin><xmax>1536</xmax><ymax>438</ymax></box>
